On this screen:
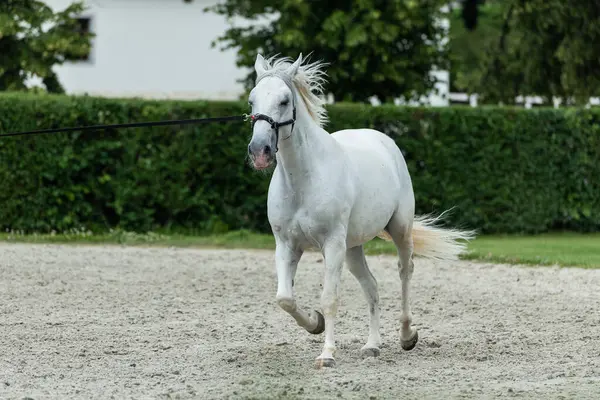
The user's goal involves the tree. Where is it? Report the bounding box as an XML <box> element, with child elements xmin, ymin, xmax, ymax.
<box><xmin>204</xmin><ymin>0</ymin><xmax>449</xmax><ymax>103</ymax></box>
<box><xmin>450</xmin><ymin>0</ymin><xmax>600</xmax><ymax>105</ymax></box>
<box><xmin>449</xmin><ymin>0</ymin><xmax>522</xmax><ymax>102</ymax></box>
<box><xmin>0</xmin><ymin>0</ymin><xmax>93</xmax><ymax>93</ymax></box>
<box><xmin>460</xmin><ymin>0</ymin><xmax>486</xmax><ymax>31</ymax></box>
<box><xmin>448</xmin><ymin>1</ymin><xmax>506</xmax><ymax>94</ymax></box>
<box><xmin>507</xmin><ymin>0</ymin><xmax>600</xmax><ymax>104</ymax></box>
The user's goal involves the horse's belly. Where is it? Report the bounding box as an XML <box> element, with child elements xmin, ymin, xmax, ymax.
<box><xmin>334</xmin><ymin>131</ymin><xmax>409</xmax><ymax>247</ymax></box>
<box><xmin>343</xmin><ymin>165</ymin><xmax>398</xmax><ymax>247</ymax></box>
<box><xmin>346</xmin><ymin>187</ymin><xmax>398</xmax><ymax>247</ymax></box>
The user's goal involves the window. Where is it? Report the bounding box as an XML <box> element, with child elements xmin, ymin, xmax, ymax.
<box><xmin>70</xmin><ymin>17</ymin><xmax>92</xmax><ymax>62</ymax></box>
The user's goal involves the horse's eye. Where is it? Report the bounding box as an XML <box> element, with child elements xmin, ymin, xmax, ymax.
<box><xmin>280</xmin><ymin>99</ymin><xmax>289</xmax><ymax>106</ymax></box>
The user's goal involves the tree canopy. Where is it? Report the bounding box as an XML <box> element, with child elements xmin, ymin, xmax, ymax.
<box><xmin>0</xmin><ymin>0</ymin><xmax>93</xmax><ymax>93</ymax></box>
<box><xmin>204</xmin><ymin>0</ymin><xmax>449</xmax><ymax>103</ymax></box>
<box><xmin>450</xmin><ymin>0</ymin><xmax>600</xmax><ymax>105</ymax></box>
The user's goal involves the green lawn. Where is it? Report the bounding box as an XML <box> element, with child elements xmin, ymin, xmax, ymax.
<box><xmin>461</xmin><ymin>232</ymin><xmax>600</xmax><ymax>268</ymax></box>
<box><xmin>0</xmin><ymin>229</ymin><xmax>598</xmax><ymax>268</ymax></box>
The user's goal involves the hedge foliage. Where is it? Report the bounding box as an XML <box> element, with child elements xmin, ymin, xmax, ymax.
<box><xmin>0</xmin><ymin>92</ymin><xmax>598</xmax><ymax>235</ymax></box>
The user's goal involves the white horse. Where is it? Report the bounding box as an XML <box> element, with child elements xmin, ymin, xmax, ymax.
<box><xmin>246</xmin><ymin>53</ymin><xmax>475</xmax><ymax>368</ymax></box>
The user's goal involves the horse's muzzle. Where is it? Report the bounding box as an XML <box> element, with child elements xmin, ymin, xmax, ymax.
<box><xmin>248</xmin><ymin>142</ymin><xmax>274</xmax><ymax>170</ymax></box>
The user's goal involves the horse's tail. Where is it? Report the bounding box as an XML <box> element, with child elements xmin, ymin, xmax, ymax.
<box><xmin>377</xmin><ymin>211</ymin><xmax>476</xmax><ymax>261</ymax></box>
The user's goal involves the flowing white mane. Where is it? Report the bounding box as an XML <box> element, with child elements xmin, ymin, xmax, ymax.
<box><xmin>256</xmin><ymin>55</ymin><xmax>329</xmax><ymax>127</ymax></box>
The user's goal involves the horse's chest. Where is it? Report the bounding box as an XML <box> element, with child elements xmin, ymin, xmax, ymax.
<box><xmin>267</xmin><ymin>169</ymin><xmax>350</xmax><ymax>246</ymax></box>
<box><xmin>269</xmin><ymin>202</ymin><xmax>334</xmax><ymax>246</ymax></box>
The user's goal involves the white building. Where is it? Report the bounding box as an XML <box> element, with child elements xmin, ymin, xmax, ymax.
<box><xmin>40</xmin><ymin>0</ymin><xmax>450</xmax><ymax>105</ymax></box>
<box><xmin>40</xmin><ymin>0</ymin><xmax>255</xmax><ymax>101</ymax></box>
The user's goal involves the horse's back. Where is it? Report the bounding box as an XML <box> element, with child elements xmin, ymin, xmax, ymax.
<box><xmin>331</xmin><ymin>128</ymin><xmax>398</xmax><ymax>156</ymax></box>
<box><xmin>331</xmin><ymin>128</ymin><xmax>409</xmax><ymax>182</ymax></box>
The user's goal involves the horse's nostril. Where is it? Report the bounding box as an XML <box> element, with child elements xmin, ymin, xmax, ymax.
<box><xmin>264</xmin><ymin>145</ymin><xmax>271</xmax><ymax>155</ymax></box>
<box><xmin>248</xmin><ymin>144</ymin><xmax>252</xmax><ymax>155</ymax></box>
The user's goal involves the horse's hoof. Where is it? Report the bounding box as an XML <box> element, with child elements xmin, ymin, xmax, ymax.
<box><xmin>360</xmin><ymin>346</ymin><xmax>381</xmax><ymax>358</ymax></box>
<box><xmin>315</xmin><ymin>357</ymin><xmax>336</xmax><ymax>369</ymax></box>
<box><xmin>308</xmin><ymin>310</ymin><xmax>325</xmax><ymax>335</ymax></box>
<box><xmin>401</xmin><ymin>329</ymin><xmax>419</xmax><ymax>351</ymax></box>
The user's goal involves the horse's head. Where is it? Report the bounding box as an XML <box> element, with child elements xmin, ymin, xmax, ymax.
<box><xmin>246</xmin><ymin>53</ymin><xmax>302</xmax><ymax>170</ymax></box>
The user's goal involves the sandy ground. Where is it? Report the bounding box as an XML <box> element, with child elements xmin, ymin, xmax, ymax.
<box><xmin>1</xmin><ymin>244</ymin><xmax>599</xmax><ymax>400</ymax></box>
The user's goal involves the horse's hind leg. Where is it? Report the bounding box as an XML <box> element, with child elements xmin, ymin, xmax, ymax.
<box><xmin>385</xmin><ymin>213</ymin><xmax>419</xmax><ymax>351</ymax></box>
<box><xmin>346</xmin><ymin>245</ymin><xmax>381</xmax><ymax>357</ymax></box>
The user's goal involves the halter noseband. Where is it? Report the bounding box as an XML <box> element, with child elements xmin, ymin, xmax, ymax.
<box><xmin>247</xmin><ymin>72</ymin><xmax>297</xmax><ymax>153</ymax></box>
<box><xmin>248</xmin><ymin>108</ymin><xmax>296</xmax><ymax>153</ymax></box>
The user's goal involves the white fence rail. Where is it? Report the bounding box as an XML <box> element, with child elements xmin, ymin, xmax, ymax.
<box><xmin>448</xmin><ymin>93</ymin><xmax>600</xmax><ymax>108</ymax></box>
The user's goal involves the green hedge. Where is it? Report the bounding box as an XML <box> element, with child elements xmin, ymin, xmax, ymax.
<box><xmin>0</xmin><ymin>92</ymin><xmax>598</xmax><ymax>234</ymax></box>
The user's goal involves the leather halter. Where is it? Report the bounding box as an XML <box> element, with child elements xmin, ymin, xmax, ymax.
<box><xmin>248</xmin><ymin>72</ymin><xmax>297</xmax><ymax>153</ymax></box>
<box><xmin>248</xmin><ymin>108</ymin><xmax>296</xmax><ymax>153</ymax></box>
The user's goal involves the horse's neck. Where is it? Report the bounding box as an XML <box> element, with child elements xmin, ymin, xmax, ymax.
<box><xmin>275</xmin><ymin>108</ymin><xmax>334</xmax><ymax>188</ymax></box>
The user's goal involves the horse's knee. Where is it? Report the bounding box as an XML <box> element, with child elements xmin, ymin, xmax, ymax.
<box><xmin>366</xmin><ymin>280</ymin><xmax>380</xmax><ymax>302</ymax></box>
<box><xmin>398</xmin><ymin>259</ymin><xmax>414</xmax><ymax>279</ymax></box>
<box><xmin>320</xmin><ymin>292</ymin><xmax>338</xmax><ymax>316</ymax></box>
<box><xmin>276</xmin><ymin>296</ymin><xmax>297</xmax><ymax>313</ymax></box>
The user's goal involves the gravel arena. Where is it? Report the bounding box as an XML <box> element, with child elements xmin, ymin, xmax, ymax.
<box><xmin>1</xmin><ymin>243</ymin><xmax>599</xmax><ymax>399</ymax></box>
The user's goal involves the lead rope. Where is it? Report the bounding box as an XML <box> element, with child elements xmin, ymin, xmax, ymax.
<box><xmin>0</xmin><ymin>115</ymin><xmax>250</xmax><ymax>138</ymax></box>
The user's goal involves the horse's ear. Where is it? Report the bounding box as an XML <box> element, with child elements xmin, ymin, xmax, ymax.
<box><xmin>285</xmin><ymin>53</ymin><xmax>303</xmax><ymax>77</ymax></box>
<box><xmin>254</xmin><ymin>53</ymin><xmax>267</xmax><ymax>78</ymax></box>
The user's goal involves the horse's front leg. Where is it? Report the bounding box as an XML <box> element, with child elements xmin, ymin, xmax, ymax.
<box><xmin>275</xmin><ymin>241</ymin><xmax>324</xmax><ymax>334</ymax></box>
<box><xmin>315</xmin><ymin>235</ymin><xmax>346</xmax><ymax>369</ymax></box>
